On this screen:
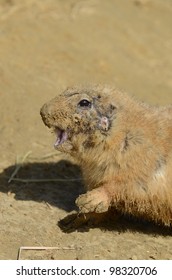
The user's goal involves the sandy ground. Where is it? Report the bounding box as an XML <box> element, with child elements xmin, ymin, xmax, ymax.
<box><xmin>0</xmin><ymin>0</ymin><xmax>172</xmax><ymax>260</ymax></box>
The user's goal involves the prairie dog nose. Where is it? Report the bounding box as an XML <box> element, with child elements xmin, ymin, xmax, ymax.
<box><xmin>40</xmin><ymin>101</ymin><xmax>56</xmax><ymax>127</ymax></box>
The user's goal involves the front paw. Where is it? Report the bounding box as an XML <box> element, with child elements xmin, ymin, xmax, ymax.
<box><xmin>76</xmin><ymin>188</ymin><xmax>111</xmax><ymax>213</ymax></box>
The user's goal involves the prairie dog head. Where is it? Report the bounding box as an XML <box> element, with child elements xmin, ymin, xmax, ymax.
<box><xmin>40</xmin><ymin>85</ymin><xmax>118</xmax><ymax>153</ymax></box>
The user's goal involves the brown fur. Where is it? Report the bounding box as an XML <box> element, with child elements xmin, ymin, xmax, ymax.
<box><xmin>40</xmin><ymin>85</ymin><xmax>172</xmax><ymax>226</ymax></box>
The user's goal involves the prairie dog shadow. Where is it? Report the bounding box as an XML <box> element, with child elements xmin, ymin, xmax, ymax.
<box><xmin>58</xmin><ymin>210</ymin><xmax>172</xmax><ymax>236</ymax></box>
<box><xmin>1</xmin><ymin>160</ymin><xmax>84</xmax><ymax>212</ymax></box>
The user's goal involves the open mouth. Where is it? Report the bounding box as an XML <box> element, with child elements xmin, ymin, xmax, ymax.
<box><xmin>54</xmin><ymin>127</ymin><xmax>68</xmax><ymax>148</ymax></box>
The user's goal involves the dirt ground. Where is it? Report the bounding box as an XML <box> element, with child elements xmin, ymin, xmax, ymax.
<box><xmin>0</xmin><ymin>0</ymin><xmax>172</xmax><ymax>260</ymax></box>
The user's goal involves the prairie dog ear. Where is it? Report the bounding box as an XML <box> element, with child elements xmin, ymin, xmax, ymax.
<box><xmin>98</xmin><ymin>116</ymin><xmax>110</xmax><ymax>131</ymax></box>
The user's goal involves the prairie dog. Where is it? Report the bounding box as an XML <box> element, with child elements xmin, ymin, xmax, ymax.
<box><xmin>40</xmin><ymin>85</ymin><xmax>172</xmax><ymax>226</ymax></box>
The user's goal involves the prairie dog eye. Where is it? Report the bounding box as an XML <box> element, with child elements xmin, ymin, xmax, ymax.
<box><xmin>78</xmin><ymin>99</ymin><xmax>92</xmax><ymax>108</ymax></box>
